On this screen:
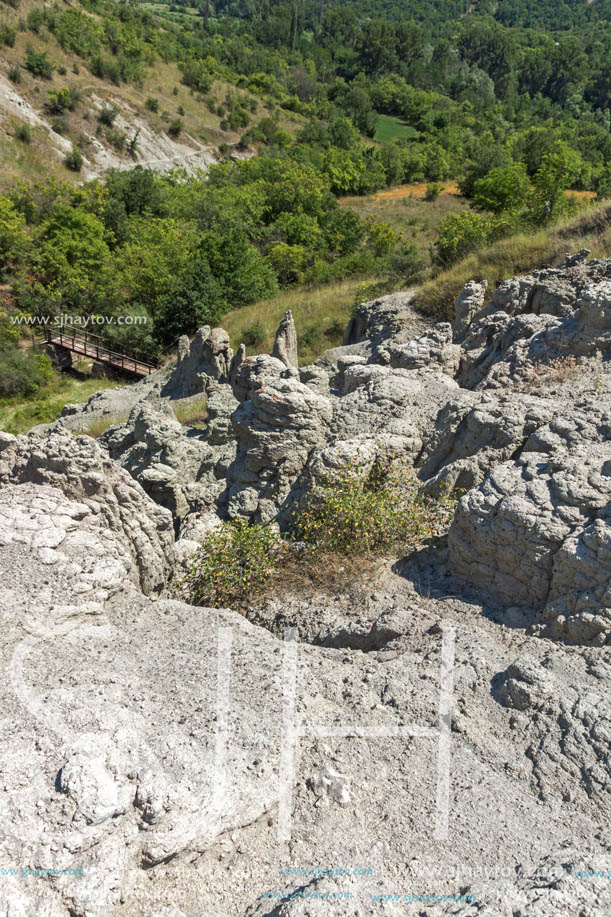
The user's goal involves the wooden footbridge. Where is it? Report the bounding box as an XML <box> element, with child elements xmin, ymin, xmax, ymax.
<box><xmin>42</xmin><ymin>328</ymin><xmax>161</xmax><ymax>377</ymax></box>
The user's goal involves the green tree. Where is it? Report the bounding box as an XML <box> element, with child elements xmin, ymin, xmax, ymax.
<box><xmin>202</xmin><ymin>227</ymin><xmax>278</xmax><ymax>304</ymax></box>
<box><xmin>0</xmin><ymin>196</ymin><xmax>27</xmax><ymax>278</ymax></box>
<box><xmin>472</xmin><ymin>164</ymin><xmax>529</xmax><ymax>213</ymax></box>
<box><xmin>436</xmin><ymin>210</ymin><xmax>510</xmax><ymax>264</ymax></box>
<box><xmin>529</xmin><ymin>141</ymin><xmax>584</xmax><ymax>222</ymax></box>
<box><xmin>156</xmin><ymin>256</ymin><xmax>226</xmax><ymax>344</ymax></box>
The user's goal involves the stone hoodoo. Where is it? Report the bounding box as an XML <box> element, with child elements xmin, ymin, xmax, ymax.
<box><xmin>271</xmin><ymin>309</ymin><xmax>298</xmax><ymax>368</ymax></box>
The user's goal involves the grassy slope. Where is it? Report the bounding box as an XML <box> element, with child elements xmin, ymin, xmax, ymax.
<box><xmin>374</xmin><ymin>114</ymin><xmax>417</xmax><ymax>143</ymax></box>
<box><xmin>0</xmin><ymin>373</ymin><xmax>124</xmax><ymax>434</ymax></box>
<box><xmin>221</xmin><ymin>184</ymin><xmax>468</xmax><ymax>364</ymax></box>
<box><xmin>339</xmin><ymin>181</ymin><xmax>469</xmax><ymax>261</ymax></box>
<box><xmin>223</xmin><ymin>198</ymin><xmax>611</xmax><ymax>367</ymax></box>
<box><xmin>222</xmin><ymin>277</ymin><xmax>372</xmax><ymax>366</ymax></box>
<box><xmin>415</xmin><ymin>201</ymin><xmax>611</xmax><ymax>319</ymax></box>
<box><xmin>0</xmin><ymin>3</ymin><xmax>305</xmax><ymax>187</ymax></box>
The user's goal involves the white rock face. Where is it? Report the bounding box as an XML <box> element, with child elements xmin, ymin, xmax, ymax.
<box><xmin>0</xmin><ymin>432</ymin><xmax>174</xmax><ymax>594</ymax></box>
<box><xmin>2</xmin><ymin>481</ymin><xmax>610</xmax><ymax>916</ymax></box>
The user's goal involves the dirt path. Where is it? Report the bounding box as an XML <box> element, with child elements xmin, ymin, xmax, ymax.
<box><xmin>339</xmin><ymin>181</ymin><xmax>461</xmax><ymax>205</ymax></box>
<box><xmin>340</xmin><ymin>181</ymin><xmax>597</xmax><ymax>207</ymax></box>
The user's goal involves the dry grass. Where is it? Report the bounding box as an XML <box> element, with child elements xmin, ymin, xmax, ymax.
<box><xmin>339</xmin><ymin>183</ymin><xmax>469</xmax><ymax>264</ymax></box>
<box><xmin>171</xmin><ymin>393</ymin><xmax>207</xmax><ymax>427</ymax></box>
<box><xmin>263</xmin><ymin>548</ymin><xmax>385</xmax><ymax>605</ymax></box>
<box><xmin>76</xmin><ymin>411</ymin><xmax>130</xmax><ymax>438</ymax></box>
<box><xmin>521</xmin><ymin>355</ymin><xmax>582</xmax><ymax>392</ymax></box>
<box><xmin>414</xmin><ymin>202</ymin><xmax>611</xmax><ymax>320</ymax></box>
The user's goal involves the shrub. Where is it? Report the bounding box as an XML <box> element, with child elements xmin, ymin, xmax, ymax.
<box><xmin>240</xmin><ymin>321</ymin><xmax>266</xmax><ymax>347</ymax></box>
<box><xmin>299</xmin><ymin>322</ymin><xmax>323</xmax><ymax>350</ymax></box>
<box><xmin>291</xmin><ymin>456</ymin><xmax>456</xmax><ymax>556</ymax></box>
<box><xmin>98</xmin><ymin>105</ymin><xmax>118</xmax><ymax>126</ymax></box>
<box><xmin>90</xmin><ymin>54</ymin><xmax>121</xmax><ymax>85</ymax></box>
<box><xmin>14</xmin><ymin>123</ymin><xmax>31</xmax><ymax>143</ymax></box>
<box><xmin>64</xmin><ymin>145</ymin><xmax>84</xmax><ymax>172</ymax></box>
<box><xmin>384</xmin><ymin>240</ymin><xmax>425</xmax><ymax>284</ymax></box>
<box><xmin>145</xmin><ymin>96</ymin><xmax>159</xmax><ymax>112</ymax></box>
<box><xmin>128</xmin><ymin>130</ymin><xmax>140</xmax><ymax>158</ymax></box>
<box><xmin>105</xmin><ymin>128</ymin><xmax>125</xmax><ymax>152</ymax></box>
<box><xmin>0</xmin><ymin>344</ymin><xmax>53</xmax><ymax>397</ymax></box>
<box><xmin>472</xmin><ymin>164</ymin><xmax>529</xmax><ymax>213</ymax></box>
<box><xmin>436</xmin><ymin>210</ymin><xmax>511</xmax><ymax>265</ymax></box>
<box><xmin>182</xmin><ymin>520</ymin><xmax>278</xmax><ymax>607</ymax></box>
<box><xmin>425</xmin><ymin>182</ymin><xmax>444</xmax><ymax>201</ymax></box>
<box><xmin>24</xmin><ymin>47</ymin><xmax>53</xmax><ymax>79</ymax></box>
<box><xmin>51</xmin><ymin>115</ymin><xmax>68</xmax><ymax>135</ymax></box>
<box><xmin>0</xmin><ymin>196</ymin><xmax>27</xmax><ymax>275</ymax></box>
<box><xmin>46</xmin><ymin>86</ymin><xmax>82</xmax><ymax>114</ymax></box>
<box><xmin>0</xmin><ymin>24</ymin><xmax>16</xmax><ymax>47</ymax></box>
<box><xmin>168</xmin><ymin>118</ymin><xmax>183</xmax><ymax>137</ymax></box>
<box><xmin>8</xmin><ymin>65</ymin><xmax>21</xmax><ymax>84</ymax></box>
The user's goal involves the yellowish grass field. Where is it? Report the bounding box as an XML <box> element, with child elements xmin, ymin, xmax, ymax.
<box><xmin>221</xmin><ymin>277</ymin><xmax>375</xmax><ymax>365</ymax></box>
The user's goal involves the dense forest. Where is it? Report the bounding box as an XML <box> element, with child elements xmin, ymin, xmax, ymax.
<box><xmin>1</xmin><ymin>0</ymin><xmax>611</xmax><ymax>395</ymax></box>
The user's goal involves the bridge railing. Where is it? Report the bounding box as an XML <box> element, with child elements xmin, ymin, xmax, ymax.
<box><xmin>41</xmin><ymin>328</ymin><xmax>161</xmax><ymax>376</ymax></box>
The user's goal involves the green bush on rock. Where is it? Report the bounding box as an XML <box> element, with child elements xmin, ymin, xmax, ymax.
<box><xmin>183</xmin><ymin>520</ymin><xmax>278</xmax><ymax>608</ymax></box>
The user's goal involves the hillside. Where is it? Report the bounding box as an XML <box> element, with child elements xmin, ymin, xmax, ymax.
<box><xmin>0</xmin><ymin>0</ymin><xmax>307</xmax><ymax>183</ymax></box>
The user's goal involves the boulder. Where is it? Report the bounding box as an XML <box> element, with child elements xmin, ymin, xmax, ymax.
<box><xmin>0</xmin><ymin>431</ymin><xmax>174</xmax><ymax>593</ymax></box>
<box><xmin>449</xmin><ymin>406</ymin><xmax>611</xmax><ymax>644</ymax></box>
<box><xmin>226</xmin><ymin>359</ymin><xmax>333</xmax><ymax>523</ymax></box>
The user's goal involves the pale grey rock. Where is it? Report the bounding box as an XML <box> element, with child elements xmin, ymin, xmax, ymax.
<box><xmin>389</xmin><ymin>322</ymin><xmax>461</xmax><ymax>376</ymax></box>
<box><xmin>163</xmin><ymin>325</ymin><xmax>234</xmax><ymax>397</ymax></box>
<box><xmin>231</xmin><ymin>353</ymin><xmax>287</xmax><ymax>403</ymax></box>
<box><xmin>308</xmin><ymin>767</ymin><xmax>350</xmax><ymax>806</ymax></box>
<box><xmin>1</xmin><ymin>483</ymin><xmax>610</xmax><ymax>916</ymax></box>
<box><xmin>226</xmin><ymin>357</ymin><xmax>333</xmax><ymax>522</ymax></box>
<box><xmin>419</xmin><ymin>393</ymin><xmax>555</xmax><ymax>495</ymax></box>
<box><xmin>342</xmin><ymin>290</ymin><xmax>426</xmax><ymax>362</ymax></box>
<box><xmin>58</xmin><ymin>732</ymin><xmax>133</xmax><ymax>826</ymax></box>
<box><xmin>272</xmin><ymin>310</ymin><xmax>298</xmax><ymax>369</ymax></box>
<box><xmin>452</xmin><ymin>279</ymin><xmax>488</xmax><ymax>339</ymax></box>
<box><xmin>0</xmin><ymin>433</ymin><xmax>173</xmax><ymax>593</ymax></box>
<box><xmin>100</xmin><ymin>393</ymin><xmax>237</xmax><ymax>524</ymax></box>
<box><xmin>496</xmin><ymin>661</ymin><xmax>553</xmax><ymax>711</ymax></box>
<box><xmin>449</xmin><ymin>406</ymin><xmax>611</xmax><ymax>644</ymax></box>
<box><xmin>330</xmin><ymin>367</ymin><xmax>460</xmax><ymax>461</ymax></box>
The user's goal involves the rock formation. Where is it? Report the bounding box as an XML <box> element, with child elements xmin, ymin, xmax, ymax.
<box><xmin>271</xmin><ymin>309</ymin><xmax>298</xmax><ymax>368</ymax></box>
<box><xmin>3</xmin><ymin>252</ymin><xmax>611</xmax><ymax>913</ymax></box>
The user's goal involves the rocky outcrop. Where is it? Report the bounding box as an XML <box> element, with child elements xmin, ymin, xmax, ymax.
<box><xmin>226</xmin><ymin>355</ymin><xmax>333</xmax><ymax>522</ymax></box>
<box><xmin>388</xmin><ymin>322</ymin><xmax>461</xmax><ymax>375</ymax></box>
<box><xmin>341</xmin><ymin>289</ymin><xmax>428</xmax><ymax>361</ymax></box>
<box><xmin>163</xmin><ymin>325</ymin><xmax>234</xmax><ymax>397</ymax></box>
<box><xmin>4</xmin><ymin>254</ymin><xmax>611</xmax><ymax>914</ymax></box>
<box><xmin>18</xmin><ymin>254</ymin><xmax>611</xmax><ymax>647</ymax></box>
<box><xmin>452</xmin><ymin>278</ymin><xmax>488</xmax><ymax>339</ymax></box>
<box><xmin>0</xmin><ymin>430</ymin><xmax>174</xmax><ymax>593</ymax></box>
<box><xmin>449</xmin><ymin>406</ymin><xmax>611</xmax><ymax>644</ymax></box>
<box><xmin>2</xmin><ymin>482</ymin><xmax>610</xmax><ymax>916</ymax></box>
<box><xmin>100</xmin><ymin>390</ymin><xmax>237</xmax><ymax>526</ymax></box>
